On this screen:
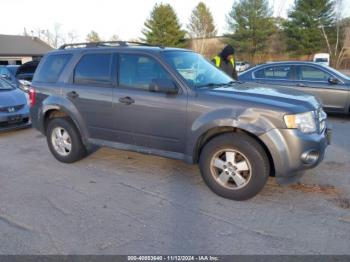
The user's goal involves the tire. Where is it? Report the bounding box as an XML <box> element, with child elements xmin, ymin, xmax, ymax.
<box><xmin>199</xmin><ymin>133</ymin><xmax>270</xmax><ymax>201</ymax></box>
<box><xmin>46</xmin><ymin>117</ymin><xmax>87</xmax><ymax>163</ymax></box>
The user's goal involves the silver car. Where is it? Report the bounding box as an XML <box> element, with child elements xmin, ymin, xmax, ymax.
<box><xmin>0</xmin><ymin>78</ymin><xmax>31</xmax><ymax>131</ymax></box>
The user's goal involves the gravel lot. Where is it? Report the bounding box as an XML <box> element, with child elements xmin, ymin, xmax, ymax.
<box><xmin>0</xmin><ymin>115</ymin><xmax>349</xmax><ymax>255</ymax></box>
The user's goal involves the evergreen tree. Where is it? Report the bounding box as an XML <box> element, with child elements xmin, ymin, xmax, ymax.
<box><xmin>86</xmin><ymin>31</ymin><xmax>101</xmax><ymax>42</ymax></box>
<box><xmin>142</xmin><ymin>3</ymin><xmax>186</xmax><ymax>47</ymax></box>
<box><xmin>283</xmin><ymin>0</ymin><xmax>335</xmax><ymax>55</ymax></box>
<box><xmin>227</xmin><ymin>0</ymin><xmax>275</xmax><ymax>61</ymax></box>
<box><xmin>188</xmin><ymin>2</ymin><xmax>217</xmax><ymax>38</ymax></box>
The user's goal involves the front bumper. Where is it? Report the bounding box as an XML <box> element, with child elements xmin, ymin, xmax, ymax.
<box><xmin>0</xmin><ymin>109</ymin><xmax>31</xmax><ymax>132</ymax></box>
<box><xmin>259</xmin><ymin>126</ymin><xmax>331</xmax><ymax>182</ymax></box>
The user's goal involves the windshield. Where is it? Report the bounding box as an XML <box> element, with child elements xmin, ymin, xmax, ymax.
<box><xmin>0</xmin><ymin>78</ymin><xmax>14</xmax><ymax>90</ymax></box>
<box><xmin>162</xmin><ymin>51</ymin><xmax>233</xmax><ymax>88</ymax></box>
<box><xmin>6</xmin><ymin>66</ymin><xmax>19</xmax><ymax>76</ymax></box>
<box><xmin>315</xmin><ymin>58</ymin><xmax>328</xmax><ymax>63</ymax></box>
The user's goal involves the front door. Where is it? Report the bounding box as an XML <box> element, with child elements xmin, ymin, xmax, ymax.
<box><xmin>113</xmin><ymin>53</ymin><xmax>187</xmax><ymax>154</ymax></box>
<box><xmin>295</xmin><ymin>65</ymin><xmax>349</xmax><ymax>112</ymax></box>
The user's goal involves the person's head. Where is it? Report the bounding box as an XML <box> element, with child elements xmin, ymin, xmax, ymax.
<box><xmin>220</xmin><ymin>44</ymin><xmax>235</xmax><ymax>61</ymax></box>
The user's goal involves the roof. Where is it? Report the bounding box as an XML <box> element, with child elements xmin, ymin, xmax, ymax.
<box><xmin>264</xmin><ymin>61</ymin><xmax>316</xmax><ymax>65</ymax></box>
<box><xmin>0</xmin><ymin>34</ymin><xmax>53</xmax><ymax>56</ymax></box>
<box><xmin>48</xmin><ymin>45</ymin><xmax>189</xmax><ymax>56</ymax></box>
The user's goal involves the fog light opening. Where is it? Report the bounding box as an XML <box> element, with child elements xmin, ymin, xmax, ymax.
<box><xmin>301</xmin><ymin>150</ymin><xmax>320</xmax><ymax>164</ymax></box>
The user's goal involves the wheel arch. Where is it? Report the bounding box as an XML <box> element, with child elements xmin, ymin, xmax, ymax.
<box><xmin>193</xmin><ymin>126</ymin><xmax>275</xmax><ymax>177</ymax></box>
<box><xmin>43</xmin><ymin>106</ymin><xmax>88</xmax><ymax>146</ymax></box>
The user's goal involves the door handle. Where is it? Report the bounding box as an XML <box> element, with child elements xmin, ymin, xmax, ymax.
<box><xmin>119</xmin><ymin>96</ymin><xmax>135</xmax><ymax>105</ymax></box>
<box><xmin>67</xmin><ymin>91</ymin><xmax>79</xmax><ymax>99</ymax></box>
<box><xmin>297</xmin><ymin>83</ymin><xmax>307</xmax><ymax>87</ymax></box>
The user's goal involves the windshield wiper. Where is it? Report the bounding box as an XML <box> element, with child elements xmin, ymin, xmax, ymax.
<box><xmin>196</xmin><ymin>82</ymin><xmax>229</xmax><ymax>88</ymax></box>
<box><xmin>196</xmin><ymin>80</ymin><xmax>241</xmax><ymax>89</ymax></box>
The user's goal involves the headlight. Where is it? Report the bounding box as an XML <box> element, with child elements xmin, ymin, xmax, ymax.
<box><xmin>19</xmin><ymin>79</ymin><xmax>31</xmax><ymax>86</ymax></box>
<box><xmin>284</xmin><ymin>111</ymin><xmax>316</xmax><ymax>133</ymax></box>
<box><xmin>18</xmin><ymin>80</ymin><xmax>31</xmax><ymax>92</ymax></box>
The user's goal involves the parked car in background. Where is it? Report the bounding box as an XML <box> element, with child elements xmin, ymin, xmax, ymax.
<box><xmin>236</xmin><ymin>61</ymin><xmax>250</xmax><ymax>72</ymax></box>
<box><xmin>0</xmin><ymin>65</ymin><xmax>19</xmax><ymax>84</ymax></box>
<box><xmin>239</xmin><ymin>61</ymin><xmax>350</xmax><ymax>114</ymax></box>
<box><xmin>313</xmin><ymin>53</ymin><xmax>330</xmax><ymax>67</ymax></box>
<box><xmin>0</xmin><ymin>78</ymin><xmax>31</xmax><ymax>131</ymax></box>
<box><xmin>0</xmin><ymin>61</ymin><xmax>39</xmax><ymax>92</ymax></box>
<box><xmin>30</xmin><ymin>41</ymin><xmax>330</xmax><ymax>201</ymax></box>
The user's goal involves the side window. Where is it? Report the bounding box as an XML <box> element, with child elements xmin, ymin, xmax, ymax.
<box><xmin>119</xmin><ymin>54</ymin><xmax>172</xmax><ymax>90</ymax></box>
<box><xmin>255</xmin><ymin>66</ymin><xmax>292</xmax><ymax>80</ymax></box>
<box><xmin>74</xmin><ymin>53</ymin><xmax>112</xmax><ymax>85</ymax></box>
<box><xmin>34</xmin><ymin>54</ymin><xmax>72</xmax><ymax>83</ymax></box>
<box><xmin>299</xmin><ymin>66</ymin><xmax>330</xmax><ymax>82</ymax></box>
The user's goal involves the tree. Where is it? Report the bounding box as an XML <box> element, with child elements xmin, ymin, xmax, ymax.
<box><xmin>86</xmin><ymin>31</ymin><xmax>101</xmax><ymax>42</ymax></box>
<box><xmin>187</xmin><ymin>2</ymin><xmax>217</xmax><ymax>54</ymax></box>
<box><xmin>320</xmin><ymin>0</ymin><xmax>348</xmax><ymax>67</ymax></box>
<box><xmin>67</xmin><ymin>30</ymin><xmax>79</xmax><ymax>44</ymax></box>
<box><xmin>142</xmin><ymin>3</ymin><xmax>186</xmax><ymax>47</ymax></box>
<box><xmin>283</xmin><ymin>0</ymin><xmax>335</xmax><ymax>55</ymax></box>
<box><xmin>110</xmin><ymin>34</ymin><xmax>120</xmax><ymax>41</ymax></box>
<box><xmin>226</xmin><ymin>0</ymin><xmax>275</xmax><ymax>61</ymax></box>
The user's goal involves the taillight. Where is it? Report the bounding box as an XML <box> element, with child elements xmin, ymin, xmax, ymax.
<box><xmin>29</xmin><ymin>87</ymin><xmax>36</xmax><ymax>107</ymax></box>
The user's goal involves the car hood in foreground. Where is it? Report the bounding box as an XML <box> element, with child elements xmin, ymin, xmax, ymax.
<box><xmin>0</xmin><ymin>88</ymin><xmax>27</xmax><ymax>108</ymax></box>
<box><xmin>205</xmin><ymin>82</ymin><xmax>321</xmax><ymax>113</ymax></box>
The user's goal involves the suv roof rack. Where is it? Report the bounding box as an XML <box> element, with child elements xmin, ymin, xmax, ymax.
<box><xmin>58</xmin><ymin>41</ymin><xmax>161</xmax><ymax>50</ymax></box>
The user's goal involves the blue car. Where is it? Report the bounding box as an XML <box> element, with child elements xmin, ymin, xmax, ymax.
<box><xmin>0</xmin><ymin>61</ymin><xmax>39</xmax><ymax>92</ymax></box>
<box><xmin>238</xmin><ymin>61</ymin><xmax>350</xmax><ymax>114</ymax></box>
<box><xmin>0</xmin><ymin>78</ymin><xmax>31</xmax><ymax>131</ymax></box>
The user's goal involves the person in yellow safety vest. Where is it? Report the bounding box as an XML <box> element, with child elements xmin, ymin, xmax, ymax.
<box><xmin>212</xmin><ymin>44</ymin><xmax>238</xmax><ymax>80</ymax></box>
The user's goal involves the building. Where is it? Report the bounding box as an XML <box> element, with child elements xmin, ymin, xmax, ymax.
<box><xmin>0</xmin><ymin>34</ymin><xmax>53</xmax><ymax>65</ymax></box>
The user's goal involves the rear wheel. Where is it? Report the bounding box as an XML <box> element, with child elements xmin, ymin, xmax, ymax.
<box><xmin>199</xmin><ymin>133</ymin><xmax>269</xmax><ymax>200</ymax></box>
<box><xmin>46</xmin><ymin>117</ymin><xmax>87</xmax><ymax>163</ymax></box>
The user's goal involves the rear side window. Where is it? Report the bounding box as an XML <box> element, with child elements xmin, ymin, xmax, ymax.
<box><xmin>35</xmin><ymin>54</ymin><xmax>72</xmax><ymax>83</ymax></box>
<box><xmin>255</xmin><ymin>65</ymin><xmax>292</xmax><ymax>80</ymax></box>
<box><xmin>74</xmin><ymin>53</ymin><xmax>112</xmax><ymax>85</ymax></box>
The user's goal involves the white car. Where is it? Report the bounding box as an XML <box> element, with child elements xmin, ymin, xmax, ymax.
<box><xmin>313</xmin><ymin>53</ymin><xmax>330</xmax><ymax>67</ymax></box>
<box><xmin>236</xmin><ymin>61</ymin><xmax>250</xmax><ymax>72</ymax></box>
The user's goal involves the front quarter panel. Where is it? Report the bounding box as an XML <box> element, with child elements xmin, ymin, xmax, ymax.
<box><xmin>186</xmin><ymin>93</ymin><xmax>287</xmax><ymax>160</ymax></box>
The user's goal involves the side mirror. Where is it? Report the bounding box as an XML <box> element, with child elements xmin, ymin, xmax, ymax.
<box><xmin>149</xmin><ymin>79</ymin><xmax>178</xmax><ymax>94</ymax></box>
<box><xmin>328</xmin><ymin>76</ymin><xmax>340</xmax><ymax>85</ymax></box>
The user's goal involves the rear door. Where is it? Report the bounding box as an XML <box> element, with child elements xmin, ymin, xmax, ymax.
<box><xmin>113</xmin><ymin>52</ymin><xmax>187</xmax><ymax>154</ymax></box>
<box><xmin>62</xmin><ymin>52</ymin><xmax>117</xmax><ymax>141</ymax></box>
<box><xmin>253</xmin><ymin>64</ymin><xmax>296</xmax><ymax>87</ymax></box>
<box><xmin>294</xmin><ymin>65</ymin><xmax>349</xmax><ymax>112</ymax></box>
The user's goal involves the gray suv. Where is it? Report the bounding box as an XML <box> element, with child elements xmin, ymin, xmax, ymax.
<box><xmin>30</xmin><ymin>41</ymin><xmax>331</xmax><ymax>200</ymax></box>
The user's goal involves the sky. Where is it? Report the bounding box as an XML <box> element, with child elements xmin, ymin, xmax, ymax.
<box><xmin>0</xmin><ymin>0</ymin><xmax>349</xmax><ymax>42</ymax></box>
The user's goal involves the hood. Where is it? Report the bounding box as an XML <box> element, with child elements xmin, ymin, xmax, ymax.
<box><xmin>0</xmin><ymin>88</ymin><xmax>27</xmax><ymax>108</ymax></box>
<box><xmin>205</xmin><ymin>82</ymin><xmax>321</xmax><ymax>113</ymax></box>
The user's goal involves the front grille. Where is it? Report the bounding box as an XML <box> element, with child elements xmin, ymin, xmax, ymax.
<box><xmin>0</xmin><ymin>104</ymin><xmax>25</xmax><ymax>113</ymax></box>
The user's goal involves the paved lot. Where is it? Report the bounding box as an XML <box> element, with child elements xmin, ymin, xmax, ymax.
<box><xmin>0</xmin><ymin>115</ymin><xmax>349</xmax><ymax>255</ymax></box>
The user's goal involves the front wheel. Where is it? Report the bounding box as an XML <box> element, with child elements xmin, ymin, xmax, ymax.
<box><xmin>199</xmin><ymin>133</ymin><xmax>270</xmax><ymax>200</ymax></box>
<box><xmin>46</xmin><ymin>117</ymin><xmax>87</xmax><ymax>163</ymax></box>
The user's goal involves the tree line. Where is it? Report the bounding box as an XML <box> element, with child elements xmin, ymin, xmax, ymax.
<box><xmin>141</xmin><ymin>0</ymin><xmax>349</xmax><ymax>67</ymax></box>
<box><xmin>26</xmin><ymin>0</ymin><xmax>349</xmax><ymax>67</ymax></box>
